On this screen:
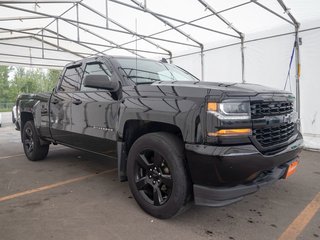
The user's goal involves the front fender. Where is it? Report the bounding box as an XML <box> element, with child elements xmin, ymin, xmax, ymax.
<box><xmin>117</xmin><ymin>97</ymin><xmax>206</xmax><ymax>143</ymax></box>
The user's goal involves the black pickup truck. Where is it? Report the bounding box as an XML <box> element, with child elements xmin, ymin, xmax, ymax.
<box><xmin>16</xmin><ymin>56</ymin><xmax>303</xmax><ymax>219</ymax></box>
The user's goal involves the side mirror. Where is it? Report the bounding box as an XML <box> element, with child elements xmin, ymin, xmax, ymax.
<box><xmin>83</xmin><ymin>74</ymin><xmax>119</xmax><ymax>91</ymax></box>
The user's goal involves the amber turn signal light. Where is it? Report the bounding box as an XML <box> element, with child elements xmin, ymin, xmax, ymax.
<box><xmin>208</xmin><ymin>128</ymin><xmax>252</xmax><ymax>137</ymax></box>
<box><xmin>207</xmin><ymin>102</ymin><xmax>218</xmax><ymax>112</ymax></box>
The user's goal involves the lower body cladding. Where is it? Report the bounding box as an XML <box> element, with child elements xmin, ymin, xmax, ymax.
<box><xmin>185</xmin><ymin>137</ymin><xmax>303</xmax><ymax>207</ymax></box>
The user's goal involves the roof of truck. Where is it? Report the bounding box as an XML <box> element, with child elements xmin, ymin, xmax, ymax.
<box><xmin>64</xmin><ymin>55</ymin><xmax>163</xmax><ymax>68</ymax></box>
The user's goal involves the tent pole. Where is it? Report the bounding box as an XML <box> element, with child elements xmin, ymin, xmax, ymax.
<box><xmin>102</xmin><ymin>1</ymin><xmax>250</xmax><ymax>55</ymax></box>
<box><xmin>196</xmin><ymin>0</ymin><xmax>244</xmax><ymax>82</ymax></box>
<box><xmin>76</xmin><ymin>3</ymin><xmax>79</xmax><ymax>42</ymax></box>
<box><xmin>169</xmin><ymin>52</ymin><xmax>172</xmax><ymax>64</ymax></box>
<box><xmin>276</xmin><ymin>0</ymin><xmax>301</xmax><ymax>129</ymax></box>
<box><xmin>56</xmin><ymin>18</ymin><xmax>59</xmax><ymax>49</ymax></box>
<box><xmin>0</xmin><ymin>1</ymin><xmax>80</xmax><ymax>3</ymax></box>
<box><xmin>105</xmin><ymin>0</ymin><xmax>109</xmax><ymax>28</ymax></box>
<box><xmin>80</xmin><ymin>3</ymin><xmax>172</xmax><ymax>55</ymax></box>
<box><xmin>130</xmin><ymin>0</ymin><xmax>203</xmax><ymax>48</ymax></box>
<box><xmin>0</xmin><ymin>27</ymin><xmax>167</xmax><ymax>56</ymax></box>
<box><xmin>41</xmin><ymin>29</ymin><xmax>44</xmax><ymax>58</ymax></box>
<box><xmin>0</xmin><ymin>39</ymin><xmax>85</xmax><ymax>58</ymax></box>
<box><xmin>253</xmin><ymin>1</ymin><xmax>295</xmax><ymax>26</ymax></box>
<box><xmin>295</xmin><ymin>25</ymin><xmax>301</xmax><ymax>130</ymax></box>
<box><xmin>241</xmin><ymin>35</ymin><xmax>245</xmax><ymax>83</ymax></box>
<box><xmin>200</xmin><ymin>47</ymin><xmax>204</xmax><ymax>81</ymax></box>
<box><xmin>0</xmin><ymin>3</ymin><xmax>174</xmax><ymax>54</ymax></box>
<box><xmin>110</xmin><ymin>0</ymin><xmax>239</xmax><ymax>38</ymax></box>
<box><xmin>197</xmin><ymin>0</ymin><xmax>243</xmax><ymax>37</ymax></box>
<box><xmin>0</xmin><ymin>52</ymin><xmax>73</xmax><ymax>62</ymax></box>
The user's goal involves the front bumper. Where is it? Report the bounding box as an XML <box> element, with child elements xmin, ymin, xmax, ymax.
<box><xmin>193</xmin><ymin>160</ymin><xmax>296</xmax><ymax>207</ymax></box>
<box><xmin>185</xmin><ymin>137</ymin><xmax>303</xmax><ymax>207</ymax></box>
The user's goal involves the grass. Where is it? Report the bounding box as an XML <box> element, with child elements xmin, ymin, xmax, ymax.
<box><xmin>0</xmin><ymin>108</ymin><xmax>12</xmax><ymax>113</ymax></box>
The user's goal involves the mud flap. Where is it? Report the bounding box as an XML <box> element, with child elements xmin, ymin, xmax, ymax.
<box><xmin>117</xmin><ymin>141</ymin><xmax>128</xmax><ymax>182</ymax></box>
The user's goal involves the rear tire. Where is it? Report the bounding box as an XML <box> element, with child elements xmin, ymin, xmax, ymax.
<box><xmin>127</xmin><ymin>132</ymin><xmax>190</xmax><ymax>219</ymax></box>
<box><xmin>22</xmin><ymin>121</ymin><xmax>49</xmax><ymax>161</ymax></box>
<box><xmin>12</xmin><ymin>111</ymin><xmax>16</xmax><ymax>123</ymax></box>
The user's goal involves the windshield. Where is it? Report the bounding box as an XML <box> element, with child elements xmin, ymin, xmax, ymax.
<box><xmin>115</xmin><ymin>58</ymin><xmax>199</xmax><ymax>85</ymax></box>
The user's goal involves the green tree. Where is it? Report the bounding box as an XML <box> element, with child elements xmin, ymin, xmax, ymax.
<box><xmin>46</xmin><ymin>69</ymin><xmax>61</xmax><ymax>91</ymax></box>
<box><xmin>11</xmin><ymin>67</ymin><xmax>38</xmax><ymax>96</ymax></box>
<box><xmin>0</xmin><ymin>66</ymin><xmax>10</xmax><ymax>104</ymax></box>
<box><xmin>0</xmin><ymin>65</ymin><xmax>62</xmax><ymax>111</ymax></box>
<box><xmin>11</xmin><ymin>68</ymin><xmax>61</xmax><ymax>96</ymax></box>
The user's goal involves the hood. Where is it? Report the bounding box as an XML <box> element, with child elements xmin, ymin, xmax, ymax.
<box><xmin>152</xmin><ymin>81</ymin><xmax>290</xmax><ymax>97</ymax></box>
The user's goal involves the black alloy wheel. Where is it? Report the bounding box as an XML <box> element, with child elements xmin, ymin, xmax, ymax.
<box><xmin>135</xmin><ymin>149</ymin><xmax>173</xmax><ymax>206</ymax></box>
<box><xmin>127</xmin><ymin>132</ymin><xmax>190</xmax><ymax>219</ymax></box>
<box><xmin>22</xmin><ymin>121</ymin><xmax>49</xmax><ymax>161</ymax></box>
<box><xmin>24</xmin><ymin>126</ymin><xmax>34</xmax><ymax>154</ymax></box>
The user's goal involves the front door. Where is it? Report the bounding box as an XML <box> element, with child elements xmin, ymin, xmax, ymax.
<box><xmin>71</xmin><ymin>60</ymin><xmax>118</xmax><ymax>156</ymax></box>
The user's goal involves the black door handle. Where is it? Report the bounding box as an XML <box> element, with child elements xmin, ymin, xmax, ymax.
<box><xmin>72</xmin><ymin>98</ymin><xmax>82</xmax><ymax>105</ymax></box>
<box><xmin>52</xmin><ymin>98</ymin><xmax>59</xmax><ymax>104</ymax></box>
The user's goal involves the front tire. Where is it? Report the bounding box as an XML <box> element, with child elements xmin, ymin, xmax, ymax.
<box><xmin>127</xmin><ymin>132</ymin><xmax>190</xmax><ymax>219</ymax></box>
<box><xmin>22</xmin><ymin>121</ymin><xmax>49</xmax><ymax>161</ymax></box>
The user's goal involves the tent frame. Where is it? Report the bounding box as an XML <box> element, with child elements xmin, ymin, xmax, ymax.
<box><xmin>0</xmin><ymin>0</ymin><xmax>301</xmax><ymax>121</ymax></box>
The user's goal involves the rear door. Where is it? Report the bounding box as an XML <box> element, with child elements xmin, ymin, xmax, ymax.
<box><xmin>70</xmin><ymin>60</ymin><xmax>118</xmax><ymax>156</ymax></box>
<box><xmin>50</xmin><ymin>64</ymin><xmax>83</xmax><ymax>145</ymax></box>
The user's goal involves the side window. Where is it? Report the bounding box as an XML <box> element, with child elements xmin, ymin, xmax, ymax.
<box><xmin>81</xmin><ymin>62</ymin><xmax>112</xmax><ymax>91</ymax></box>
<box><xmin>59</xmin><ymin>65</ymin><xmax>82</xmax><ymax>92</ymax></box>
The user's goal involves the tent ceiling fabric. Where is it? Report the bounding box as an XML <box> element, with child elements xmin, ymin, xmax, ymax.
<box><xmin>0</xmin><ymin>0</ymin><xmax>319</xmax><ymax>69</ymax></box>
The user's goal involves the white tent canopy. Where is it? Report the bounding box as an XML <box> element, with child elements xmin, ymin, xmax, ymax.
<box><xmin>1</xmin><ymin>0</ymin><xmax>317</xmax><ymax>67</ymax></box>
<box><xmin>0</xmin><ymin>0</ymin><xmax>320</xmax><ymax>149</ymax></box>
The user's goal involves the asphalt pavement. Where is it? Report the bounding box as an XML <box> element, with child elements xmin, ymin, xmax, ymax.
<box><xmin>0</xmin><ymin>112</ymin><xmax>319</xmax><ymax>240</ymax></box>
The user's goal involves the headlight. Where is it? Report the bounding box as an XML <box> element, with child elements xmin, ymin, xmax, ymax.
<box><xmin>207</xmin><ymin>102</ymin><xmax>251</xmax><ymax>120</ymax></box>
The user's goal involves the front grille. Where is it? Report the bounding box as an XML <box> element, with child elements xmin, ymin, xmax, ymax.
<box><xmin>251</xmin><ymin>101</ymin><xmax>293</xmax><ymax>118</ymax></box>
<box><xmin>253</xmin><ymin>122</ymin><xmax>295</xmax><ymax>147</ymax></box>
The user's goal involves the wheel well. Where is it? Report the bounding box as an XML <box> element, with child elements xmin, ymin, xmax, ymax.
<box><xmin>20</xmin><ymin>112</ymin><xmax>33</xmax><ymax>132</ymax></box>
<box><xmin>123</xmin><ymin>120</ymin><xmax>183</xmax><ymax>155</ymax></box>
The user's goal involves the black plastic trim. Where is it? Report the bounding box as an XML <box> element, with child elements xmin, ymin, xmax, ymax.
<box><xmin>193</xmin><ymin>163</ymin><xmax>291</xmax><ymax>207</ymax></box>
